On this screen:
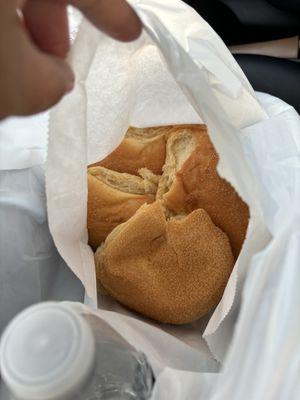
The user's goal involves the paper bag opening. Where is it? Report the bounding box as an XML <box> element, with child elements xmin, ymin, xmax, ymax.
<box><xmin>47</xmin><ymin>0</ymin><xmax>269</xmax><ymax>366</ymax></box>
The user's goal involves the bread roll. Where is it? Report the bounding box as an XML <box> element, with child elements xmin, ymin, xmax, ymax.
<box><xmin>157</xmin><ymin>125</ymin><xmax>249</xmax><ymax>258</ymax></box>
<box><xmin>96</xmin><ymin>200</ymin><xmax>234</xmax><ymax>324</ymax></box>
<box><xmin>91</xmin><ymin>126</ymin><xmax>173</xmax><ymax>175</ymax></box>
<box><xmin>88</xmin><ymin>166</ymin><xmax>157</xmax><ymax>250</ymax></box>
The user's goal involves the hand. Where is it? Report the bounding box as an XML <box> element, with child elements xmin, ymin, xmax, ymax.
<box><xmin>0</xmin><ymin>0</ymin><xmax>142</xmax><ymax>119</ymax></box>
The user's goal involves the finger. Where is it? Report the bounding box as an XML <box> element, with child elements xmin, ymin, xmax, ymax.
<box><xmin>16</xmin><ymin>0</ymin><xmax>26</xmax><ymax>9</ymax></box>
<box><xmin>23</xmin><ymin>0</ymin><xmax>70</xmax><ymax>58</ymax></box>
<box><xmin>21</xmin><ymin>51</ymin><xmax>75</xmax><ymax>115</ymax></box>
<box><xmin>5</xmin><ymin>30</ymin><xmax>75</xmax><ymax>117</ymax></box>
<box><xmin>71</xmin><ymin>0</ymin><xmax>142</xmax><ymax>42</ymax></box>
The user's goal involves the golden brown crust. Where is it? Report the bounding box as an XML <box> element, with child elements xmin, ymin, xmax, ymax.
<box><xmin>160</xmin><ymin>125</ymin><xmax>249</xmax><ymax>258</ymax></box>
<box><xmin>90</xmin><ymin>126</ymin><xmax>173</xmax><ymax>175</ymax></box>
<box><xmin>96</xmin><ymin>201</ymin><xmax>234</xmax><ymax>325</ymax></box>
<box><xmin>89</xmin><ymin>124</ymin><xmax>247</xmax><ymax>324</ymax></box>
<box><xmin>87</xmin><ymin>167</ymin><xmax>156</xmax><ymax>250</ymax></box>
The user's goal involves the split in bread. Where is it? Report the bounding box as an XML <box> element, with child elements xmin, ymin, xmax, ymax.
<box><xmin>90</xmin><ymin>126</ymin><xmax>173</xmax><ymax>175</ymax></box>
<box><xmin>87</xmin><ymin>166</ymin><xmax>157</xmax><ymax>250</ymax></box>
<box><xmin>157</xmin><ymin>125</ymin><xmax>249</xmax><ymax>258</ymax></box>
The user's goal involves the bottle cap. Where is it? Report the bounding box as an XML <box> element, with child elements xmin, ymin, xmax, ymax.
<box><xmin>0</xmin><ymin>302</ymin><xmax>95</xmax><ymax>400</ymax></box>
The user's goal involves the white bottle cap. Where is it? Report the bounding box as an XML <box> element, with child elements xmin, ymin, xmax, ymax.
<box><xmin>0</xmin><ymin>302</ymin><xmax>95</xmax><ymax>400</ymax></box>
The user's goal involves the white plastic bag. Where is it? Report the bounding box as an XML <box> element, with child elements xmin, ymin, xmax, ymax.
<box><xmin>0</xmin><ymin>114</ymin><xmax>84</xmax><ymax>333</ymax></box>
<box><xmin>46</xmin><ymin>0</ymin><xmax>300</xmax><ymax>395</ymax></box>
<box><xmin>0</xmin><ymin>113</ymin><xmax>48</xmax><ymax>171</ymax></box>
<box><xmin>150</xmin><ymin>94</ymin><xmax>300</xmax><ymax>399</ymax></box>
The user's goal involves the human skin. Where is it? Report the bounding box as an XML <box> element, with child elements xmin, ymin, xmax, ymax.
<box><xmin>0</xmin><ymin>0</ymin><xmax>142</xmax><ymax>119</ymax></box>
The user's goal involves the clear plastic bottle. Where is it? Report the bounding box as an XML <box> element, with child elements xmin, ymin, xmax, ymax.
<box><xmin>0</xmin><ymin>303</ymin><xmax>153</xmax><ymax>400</ymax></box>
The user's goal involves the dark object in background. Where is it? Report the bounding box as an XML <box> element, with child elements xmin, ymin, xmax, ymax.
<box><xmin>184</xmin><ymin>0</ymin><xmax>300</xmax><ymax>113</ymax></box>
<box><xmin>185</xmin><ymin>0</ymin><xmax>300</xmax><ymax>45</ymax></box>
<box><xmin>234</xmin><ymin>55</ymin><xmax>300</xmax><ymax>113</ymax></box>
<box><xmin>268</xmin><ymin>0</ymin><xmax>300</xmax><ymax>14</ymax></box>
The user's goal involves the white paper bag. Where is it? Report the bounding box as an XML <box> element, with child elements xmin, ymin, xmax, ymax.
<box><xmin>47</xmin><ymin>0</ymin><xmax>300</xmax><ymax>384</ymax></box>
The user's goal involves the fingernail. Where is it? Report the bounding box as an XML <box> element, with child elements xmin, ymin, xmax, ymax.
<box><xmin>65</xmin><ymin>78</ymin><xmax>75</xmax><ymax>94</ymax></box>
<box><xmin>51</xmin><ymin>56</ymin><xmax>75</xmax><ymax>95</ymax></box>
<box><xmin>62</xmin><ymin>63</ymin><xmax>75</xmax><ymax>94</ymax></box>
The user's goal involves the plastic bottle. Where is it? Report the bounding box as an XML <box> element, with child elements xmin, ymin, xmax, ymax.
<box><xmin>0</xmin><ymin>302</ymin><xmax>153</xmax><ymax>400</ymax></box>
